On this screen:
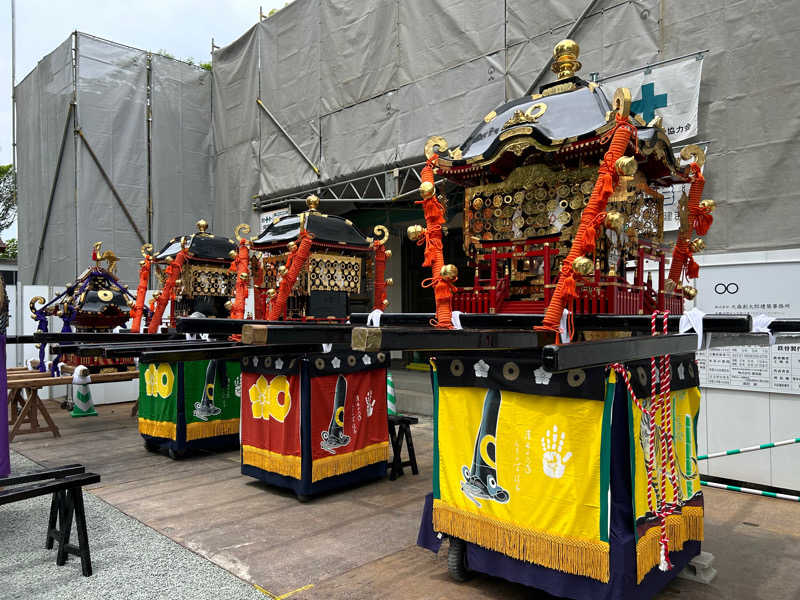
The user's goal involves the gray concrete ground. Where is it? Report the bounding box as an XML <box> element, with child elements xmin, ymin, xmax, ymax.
<box><xmin>0</xmin><ymin>451</ymin><xmax>267</xmax><ymax>600</ymax></box>
<box><xmin>6</xmin><ymin>368</ymin><xmax>800</xmax><ymax>599</ymax></box>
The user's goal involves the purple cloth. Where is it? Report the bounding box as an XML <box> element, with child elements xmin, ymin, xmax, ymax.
<box><xmin>0</xmin><ymin>336</ymin><xmax>9</xmax><ymax>477</ymax></box>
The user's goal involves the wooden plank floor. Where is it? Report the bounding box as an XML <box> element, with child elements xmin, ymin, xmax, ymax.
<box><xmin>10</xmin><ymin>396</ymin><xmax>800</xmax><ymax>599</ymax></box>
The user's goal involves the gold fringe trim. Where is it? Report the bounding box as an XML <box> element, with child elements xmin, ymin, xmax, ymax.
<box><xmin>242</xmin><ymin>445</ymin><xmax>302</xmax><ymax>479</ymax></box>
<box><xmin>138</xmin><ymin>418</ymin><xmax>177</xmax><ymax>440</ymax></box>
<box><xmin>636</xmin><ymin>506</ymin><xmax>704</xmax><ymax>583</ymax></box>
<box><xmin>433</xmin><ymin>500</ymin><xmax>610</xmax><ymax>583</ymax></box>
<box><xmin>311</xmin><ymin>442</ymin><xmax>389</xmax><ymax>482</ymax></box>
<box><xmin>186</xmin><ymin>418</ymin><xmax>240</xmax><ymax>441</ymax></box>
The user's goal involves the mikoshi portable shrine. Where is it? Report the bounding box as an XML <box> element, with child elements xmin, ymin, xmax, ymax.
<box><xmin>345</xmin><ymin>38</ymin><xmax>750</xmax><ymax>600</ymax></box>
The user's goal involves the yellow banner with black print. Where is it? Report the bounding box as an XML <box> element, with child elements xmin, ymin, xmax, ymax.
<box><xmin>434</xmin><ymin>381</ymin><xmax>613</xmax><ymax>582</ymax></box>
<box><xmin>630</xmin><ymin>387</ymin><xmax>704</xmax><ymax>582</ymax></box>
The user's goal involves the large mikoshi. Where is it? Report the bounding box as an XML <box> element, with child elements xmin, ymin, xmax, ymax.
<box><xmin>417</xmin><ymin>39</ymin><xmax>712</xmax><ymax>327</ymax></box>
<box><xmin>29</xmin><ymin>243</ymin><xmax>139</xmax><ymax>374</ymax></box>
<box><xmin>135</xmin><ymin>220</ymin><xmax>243</xmax><ymax>458</ymax></box>
<box><xmin>250</xmin><ymin>194</ymin><xmax>392</xmax><ymax>320</ymax></box>
<box><xmin>240</xmin><ymin>196</ymin><xmax>391</xmax><ymax>498</ymax></box>
<box><xmin>411</xmin><ymin>40</ymin><xmax>713</xmax><ymax>599</ymax></box>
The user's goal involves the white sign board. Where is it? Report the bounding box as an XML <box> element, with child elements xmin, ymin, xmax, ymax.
<box><xmin>259</xmin><ymin>207</ymin><xmax>291</xmax><ymax>234</ymax></box>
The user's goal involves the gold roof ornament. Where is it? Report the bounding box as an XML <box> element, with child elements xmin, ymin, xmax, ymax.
<box><xmin>306</xmin><ymin>194</ymin><xmax>320</xmax><ymax>212</ymax></box>
<box><xmin>551</xmin><ymin>39</ymin><xmax>581</xmax><ymax>80</ymax></box>
<box><xmin>196</xmin><ymin>219</ymin><xmax>209</xmax><ymax>233</ymax></box>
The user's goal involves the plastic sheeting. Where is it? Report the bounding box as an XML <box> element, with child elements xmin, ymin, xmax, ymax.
<box><xmin>17</xmin><ymin>34</ymin><xmax>215</xmax><ymax>286</ymax></box>
<box><xmin>16</xmin><ymin>36</ymin><xmax>76</xmax><ymax>286</ymax></box>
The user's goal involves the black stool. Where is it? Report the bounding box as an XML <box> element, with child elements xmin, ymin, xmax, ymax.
<box><xmin>388</xmin><ymin>414</ymin><xmax>419</xmax><ymax>480</ymax></box>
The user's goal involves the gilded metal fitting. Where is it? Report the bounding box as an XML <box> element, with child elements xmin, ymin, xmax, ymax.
<box><xmin>699</xmin><ymin>199</ymin><xmax>716</xmax><ymax>212</ymax></box>
<box><xmin>306</xmin><ymin>195</ymin><xmax>320</xmax><ymax>211</ymax></box>
<box><xmin>266</xmin><ymin>288</ymin><xmax>277</xmax><ymax>298</ymax></box>
<box><xmin>228</xmin><ymin>249</ymin><xmax>237</xmax><ymax>259</ymax></box>
<box><xmin>551</xmin><ymin>39</ymin><xmax>581</xmax><ymax>79</ymax></box>
<box><xmin>385</xmin><ymin>278</ymin><xmax>394</xmax><ymax>287</ymax></box>
<box><xmin>385</xmin><ymin>249</ymin><xmax>392</xmax><ymax>259</ymax></box>
<box><xmin>239</xmin><ymin>272</ymin><xmax>249</xmax><ymax>280</ymax></box>
<box><xmin>224</xmin><ymin>300</ymin><xmax>233</xmax><ymax>311</ymax></box>
<box><xmin>196</xmin><ymin>219</ymin><xmax>209</xmax><ymax>233</ymax></box>
<box><xmin>382</xmin><ymin>298</ymin><xmax>390</xmax><ymax>307</ymax></box>
<box><xmin>572</xmin><ymin>256</ymin><xmax>594</xmax><ymax>275</ymax></box>
<box><xmin>682</xmin><ymin>286</ymin><xmax>698</xmax><ymax>300</ymax></box>
<box><xmin>615</xmin><ymin>156</ymin><xmax>638</xmax><ymax>176</ymax></box>
<box><xmin>287</xmin><ymin>241</ymin><xmax>297</xmax><ymax>251</ymax></box>
<box><xmin>604</xmin><ymin>211</ymin><xmax>625</xmax><ymax>231</ymax></box>
<box><xmin>277</xmin><ymin>265</ymin><xmax>287</xmax><ymax>276</ymax></box>
<box><xmin>419</xmin><ymin>181</ymin><xmax>435</xmax><ymax>199</ymax></box>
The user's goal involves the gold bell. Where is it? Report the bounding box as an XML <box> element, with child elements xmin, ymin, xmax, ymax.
<box><xmin>407</xmin><ymin>224</ymin><xmax>424</xmax><ymax>241</ymax></box>
<box><xmin>277</xmin><ymin>265</ymin><xmax>287</xmax><ymax>276</ymax></box>
<box><xmin>683</xmin><ymin>286</ymin><xmax>698</xmax><ymax>300</ymax></box>
<box><xmin>385</xmin><ymin>278</ymin><xmax>394</xmax><ymax>287</ymax></box>
<box><xmin>440</xmin><ymin>264</ymin><xmax>459</xmax><ymax>280</ymax></box>
<box><xmin>572</xmin><ymin>256</ymin><xmax>594</xmax><ymax>275</ymax></box>
<box><xmin>700</xmin><ymin>199</ymin><xmax>716</xmax><ymax>212</ymax></box>
<box><xmin>224</xmin><ymin>300</ymin><xmax>233</xmax><ymax>311</ymax></box>
<box><xmin>385</xmin><ymin>249</ymin><xmax>392</xmax><ymax>259</ymax></box>
<box><xmin>266</xmin><ymin>288</ymin><xmax>277</xmax><ymax>298</ymax></box>
<box><xmin>382</xmin><ymin>298</ymin><xmax>390</xmax><ymax>307</ymax></box>
<box><xmin>287</xmin><ymin>241</ymin><xmax>297</xmax><ymax>251</ymax></box>
<box><xmin>228</xmin><ymin>250</ymin><xmax>237</xmax><ymax>259</ymax></box>
<box><xmin>689</xmin><ymin>238</ymin><xmax>705</xmax><ymax>253</ymax></box>
<box><xmin>419</xmin><ymin>181</ymin><xmax>435</xmax><ymax>199</ymax></box>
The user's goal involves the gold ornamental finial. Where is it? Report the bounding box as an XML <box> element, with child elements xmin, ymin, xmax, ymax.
<box><xmin>196</xmin><ymin>219</ymin><xmax>209</xmax><ymax>233</ymax></box>
<box><xmin>306</xmin><ymin>194</ymin><xmax>320</xmax><ymax>211</ymax></box>
<box><xmin>551</xmin><ymin>39</ymin><xmax>581</xmax><ymax>79</ymax></box>
<box><xmin>440</xmin><ymin>264</ymin><xmax>459</xmax><ymax>281</ymax></box>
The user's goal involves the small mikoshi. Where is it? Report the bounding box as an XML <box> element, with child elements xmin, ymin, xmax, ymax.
<box><xmin>250</xmin><ymin>194</ymin><xmax>392</xmax><ymax>320</ymax></box>
<box><xmin>412</xmin><ymin>40</ymin><xmax>712</xmax><ymax>599</ymax></box>
<box><xmin>419</xmin><ymin>39</ymin><xmax>712</xmax><ymax>325</ymax></box>
<box><xmin>241</xmin><ymin>196</ymin><xmax>391</xmax><ymax>498</ymax></box>
<box><xmin>29</xmin><ymin>242</ymin><xmax>139</xmax><ymax>374</ymax></box>
<box><xmin>135</xmin><ymin>221</ymin><xmax>243</xmax><ymax>458</ymax></box>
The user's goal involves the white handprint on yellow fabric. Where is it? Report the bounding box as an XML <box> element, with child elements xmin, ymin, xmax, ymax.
<box><xmin>541</xmin><ymin>425</ymin><xmax>572</xmax><ymax>479</ymax></box>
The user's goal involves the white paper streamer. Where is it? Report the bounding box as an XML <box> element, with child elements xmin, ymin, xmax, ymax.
<box><xmin>451</xmin><ymin>311</ymin><xmax>463</xmax><ymax>330</ymax></box>
<box><xmin>752</xmin><ymin>313</ymin><xmax>776</xmax><ymax>345</ymax></box>
<box><xmin>560</xmin><ymin>309</ymin><xmax>571</xmax><ymax>344</ymax></box>
<box><xmin>366</xmin><ymin>309</ymin><xmax>383</xmax><ymax>327</ymax></box>
<box><xmin>679</xmin><ymin>307</ymin><xmax>706</xmax><ymax>350</ymax></box>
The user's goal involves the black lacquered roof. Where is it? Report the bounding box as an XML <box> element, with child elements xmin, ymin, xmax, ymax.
<box><xmin>156</xmin><ymin>232</ymin><xmax>237</xmax><ymax>262</ymax></box>
<box><xmin>253</xmin><ymin>212</ymin><xmax>371</xmax><ymax>248</ymax></box>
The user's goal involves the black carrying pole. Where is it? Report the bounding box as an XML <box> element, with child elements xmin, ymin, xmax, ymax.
<box><xmin>139</xmin><ymin>343</ymin><xmax>322</xmax><ymax>364</ymax></box>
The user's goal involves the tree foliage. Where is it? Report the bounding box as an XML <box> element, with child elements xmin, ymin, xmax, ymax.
<box><xmin>0</xmin><ymin>238</ymin><xmax>17</xmax><ymax>260</ymax></box>
<box><xmin>0</xmin><ymin>165</ymin><xmax>17</xmax><ymax>233</ymax></box>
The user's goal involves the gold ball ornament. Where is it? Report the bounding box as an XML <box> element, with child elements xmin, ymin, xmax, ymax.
<box><xmin>224</xmin><ymin>300</ymin><xmax>233</xmax><ymax>311</ymax></box>
<box><xmin>551</xmin><ymin>39</ymin><xmax>581</xmax><ymax>79</ymax></box>
<box><xmin>440</xmin><ymin>264</ymin><xmax>459</xmax><ymax>280</ymax></box>
<box><xmin>419</xmin><ymin>181</ymin><xmax>435</xmax><ymax>199</ymax></box>
<box><xmin>604</xmin><ymin>211</ymin><xmax>625</xmax><ymax>231</ymax></box>
<box><xmin>700</xmin><ymin>199</ymin><xmax>716</xmax><ymax>212</ymax></box>
<box><xmin>228</xmin><ymin>250</ymin><xmax>237</xmax><ymax>259</ymax></box>
<box><xmin>572</xmin><ymin>256</ymin><xmax>594</xmax><ymax>276</ymax></box>
<box><xmin>385</xmin><ymin>249</ymin><xmax>392</xmax><ymax>259</ymax></box>
<box><xmin>385</xmin><ymin>278</ymin><xmax>394</xmax><ymax>287</ymax></box>
<box><xmin>382</xmin><ymin>298</ymin><xmax>390</xmax><ymax>307</ymax></box>
<box><xmin>306</xmin><ymin>194</ymin><xmax>320</xmax><ymax>211</ymax></box>
<box><xmin>196</xmin><ymin>219</ymin><xmax>209</xmax><ymax>233</ymax></box>
<box><xmin>287</xmin><ymin>241</ymin><xmax>297</xmax><ymax>251</ymax></box>
<box><xmin>407</xmin><ymin>224</ymin><xmax>424</xmax><ymax>241</ymax></box>
<box><xmin>239</xmin><ymin>272</ymin><xmax>249</xmax><ymax>281</ymax></box>
<box><xmin>615</xmin><ymin>156</ymin><xmax>638</xmax><ymax>176</ymax></box>
<box><xmin>266</xmin><ymin>288</ymin><xmax>277</xmax><ymax>298</ymax></box>
<box><xmin>277</xmin><ymin>265</ymin><xmax>287</xmax><ymax>276</ymax></box>
<box><xmin>682</xmin><ymin>286</ymin><xmax>698</xmax><ymax>300</ymax></box>
<box><xmin>689</xmin><ymin>238</ymin><xmax>706</xmax><ymax>253</ymax></box>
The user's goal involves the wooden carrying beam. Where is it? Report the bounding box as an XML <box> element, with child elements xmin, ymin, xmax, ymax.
<box><xmin>241</xmin><ymin>324</ymin><xmax>354</xmax><ymax>346</ymax></box>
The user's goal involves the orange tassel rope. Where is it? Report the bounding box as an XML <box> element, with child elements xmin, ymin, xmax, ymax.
<box><xmin>416</xmin><ymin>155</ymin><xmax>452</xmax><ymax>329</ymax></box>
<box><xmin>147</xmin><ymin>247</ymin><xmax>189</xmax><ymax>333</ymax></box>
<box><xmin>251</xmin><ymin>255</ymin><xmax>267</xmax><ymax>320</ymax></box>
<box><xmin>537</xmin><ymin>115</ymin><xmax>635</xmax><ymax>333</ymax></box>
<box><xmin>373</xmin><ymin>242</ymin><xmax>387</xmax><ymax>310</ymax></box>
<box><xmin>269</xmin><ymin>231</ymin><xmax>313</xmax><ymax>320</ymax></box>
<box><xmin>228</xmin><ymin>239</ymin><xmax>250</xmax><ymax>321</ymax></box>
<box><xmin>668</xmin><ymin>163</ymin><xmax>706</xmax><ymax>286</ymax></box>
<box><xmin>130</xmin><ymin>255</ymin><xmax>152</xmax><ymax>333</ymax></box>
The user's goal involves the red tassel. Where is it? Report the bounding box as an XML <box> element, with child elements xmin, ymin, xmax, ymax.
<box><xmin>562</xmin><ymin>273</ymin><xmax>577</xmax><ymax>301</ymax></box>
<box><xmin>687</xmin><ymin>258</ymin><xmax>700</xmax><ymax>279</ymax></box>
<box><xmin>694</xmin><ymin>211</ymin><xmax>713</xmax><ymax>236</ymax></box>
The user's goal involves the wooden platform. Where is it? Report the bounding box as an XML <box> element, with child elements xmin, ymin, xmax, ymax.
<box><xmin>10</xmin><ymin>394</ymin><xmax>800</xmax><ymax>599</ymax></box>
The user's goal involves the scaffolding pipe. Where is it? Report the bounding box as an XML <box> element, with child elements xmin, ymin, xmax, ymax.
<box><xmin>526</xmin><ymin>0</ymin><xmax>602</xmax><ymax>95</ymax></box>
<box><xmin>76</xmin><ymin>129</ymin><xmax>146</xmax><ymax>245</ymax></box>
<box><xmin>256</xmin><ymin>98</ymin><xmax>320</xmax><ymax>176</ymax></box>
<box><xmin>32</xmin><ymin>104</ymin><xmax>75</xmax><ymax>284</ymax></box>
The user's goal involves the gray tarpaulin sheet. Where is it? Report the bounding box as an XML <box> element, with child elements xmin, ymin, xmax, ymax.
<box><xmin>150</xmin><ymin>55</ymin><xmax>214</xmax><ymax>244</ymax></box>
<box><xmin>16</xmin><ymin>36</ymin><xmax>76</xmax><ymax>286</ymax></box>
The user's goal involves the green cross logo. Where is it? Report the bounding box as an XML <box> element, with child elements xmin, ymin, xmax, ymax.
<box><xmin>630</xmin><ymin>82</ymin><xmax>667</xmax><ymax>123</ymax></box>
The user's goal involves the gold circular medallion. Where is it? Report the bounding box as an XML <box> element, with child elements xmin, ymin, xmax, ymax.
<box><xmin>514</xmin><ymin>191</ymin><xmax>525</xmax><ymax>204</ymax></box>
<box><xmin>524</xmin><ymin>226</ymin><xmax>536</xmax><ymax>237</ymax></box>
<box><xmin>559</xmin><ymin>199</ymin><xmax>569</xmax><ymax>209</ymax></box>
<box><xmin>535</xmin><ymin>188</ymin><xmax>547</xmax><ymax>201</ymax></box>
<box><xmin>493</xmin><ymin>195</ymin><xmax>503</xmax><ymax>207</ymax></box>
<box><xmin>513</xmin><ymin>216</ymin><xmax>525</xmax><ymax>228</ymax></box>
<box><xmin>548</xmin><ymin>187</ymin><xmax>558</xmax><ymax>199</ymax></box>
<box><xmin>502</xmin><ymin>206</ymin><xmax>514</xmax><ymax>218</ymax></box>
<box><xmin>557</xmin><ymin>184</ymin><xmax>571</xmax><ymax>198</ymax></box>
<box><xmin>503</xmin><ymin>194</ymin><xmax>513</xmax><ymax>205</ymax></box>
<box><xmin>525</xmin><ymin>190</ymin><xmax>535</xmax><ymax>201</ymax></box>
<box><xmin>558</xmin><ymin>212</ymin><xmax>571</xmax><ymax>224</ymax></box>
<box><xmin>502</xmin><ymin>362</ymin><xmax>520</xmax><ymax>381</ymax></box>
<box><xmin>581</xmin><ymin>180</ymin><xmax>594</xmax><ymax>195</ymax></box>
<box><xmin>97</xmin><ymin>289</ymin><xmax>114</xmax><ymax>302</ymax></box>
<box><xmin>493</xmin><ymin>208</ymin><xmax>503</xmax><ymax>218</ymax></box>
<box><xmin>472</xmin><ymin>197</ymin><xmax>483</xmax><ymax>210</ymax></box>
<box><xmin>546</xmin><ymin>199</ymin><xmax>557</xmax><ymax>211</ymax></box>
<box><xmin>525</xmin><ymin>216</ymin><xmax>535</xmax><ymax>225</ymax></box>
<box><xmin>570</xmin><ymin>196</ymin><xmax>583</xmax><ymax>210</ymax></box>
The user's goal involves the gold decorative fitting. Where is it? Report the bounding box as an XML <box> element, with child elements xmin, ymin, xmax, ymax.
<box><xmin>307</xmin><ymin>253</ymin><xmax>362</xmax><ymax>294</ymax></box>
<box><xmin>235</xmin><ymin>223</ymin><xmax>251</xmax><ymax>242</ymax></box>
<box><xmin>306</xmin><ymin>195</ymin><xmax>320</xmax><ymax>211</ymax></box>
<box><xmin>385</xmin><ymin>278</ymin><xmax>394</xmax><ymax>287</ymax></box>
<box><xmin>502</xmin><ymin>103</ymin><xmax>547</xmax><ymax>130</ymax></box>
<box><xmin>440</xmin><ymin>264</ymin><xmax>458</xmax><ymax>280</ymax></box>
<box><xmin>448</xmin><ymin>147</ymin><xmax>463</xmax><ymax>160</ymax></box>
<box><xmin>239</xmin><ymin>272</ymin><xmax>250</xmax><ymax>281</ymax></box>
<box><xmin>683</xmin><ymin>286</ymin><xmax>698</xmax><ymax>300</ymax></box>
<box><xmin>612</xmin><ymin>88</ymin><xmax>632</xmax><ymax>118</ymax></box>
<box><xmin>689</xmin><ymin>238</ymin><xmax>706</xmax><ymax>253</ymax></box>
<box><xmin>373</xmin><ymin>225</ymin><xmax>389</xmax><ymax>246</ymax></box>
<box><xmin>551</xmin><ymin>39</ymin><xmax>581</xmax><ymax>79</ymax></box>
<box><xmin>97</xmin><ymin>290</ymin><xmax>114</xmax><ymax>302</ymax></box>
<box><xmin>484</xmin><ymin>111</ymin><xmax>497</xmax><ymax>123</ymax></box>
<box><xmin>277</xmin><ymin>265</ymin><xmax>288</xmax><ymax>275</ymax></box>
<box><xmin>680</xmin><ymin>144</ymin><xmax>706</xmax><ymax>167</ymax></box>
<box><xmin>407</xmin><ymin>224</ymin><xmax>424</xmax><ymax>241</ymax></box>
<box><xmin>266</xmin><ymin>288</ymin><xmax>277</xmax><ymax>298</ymax></box>
<box><xmin>424</xmin><ymin>136</ymin><xmax>448</xmax><ymax>160</ymax></box>
<box><xmin>140</xmin><ymin>243</ymin><xmax>153</xmax><ymax>258</ymax></box>
<box><xmin>647</xmin><ymin>115</ymin><xmax>663</xmax><ymax>129</ymax></box>
<box><xmin>615</xmin><ymin>156</ymin><xmax>638</xmax><ymax>176</ymax></box>
<box><xmin>287</xmin><ymin>241</ymin><xmax>298</xmax><ymax>251</ymax></box>
<box><xmin>382</xmin><ymin>298</ymin><xmax>390</xmax><ymax>307</ymax></box>
<box><xmin>605</xmin><ymin>211</ymin><xmax>625</xmax><ymax>231</ymax></box>
<box><xmin>224</xmin><ymin>300</ymin><xmax>233</xmax><ymax>311</ymax></box>
<box><xmin>572</xmin><ymin>256</ymin><xmax>594</xmax><ymax>276</ymax></box>
<box><xmin>699</xmin><ymin>199</ymin><xmax>716</xmax><ymax>212</ymax></box>
<box><xmin>419</xmin><ymin>181</ymin><xmax>436</xmax><ymax>199</ymax></box>
<box><xmin>196</xmin><ymin>219</ymin><xmax>209</xmax><ymax>233</ymax></box>
<box><xmin>228</xmin><ymin>250</ymin><xmax>237</xmax><ymax>259</ymax></box>
<box><xmin>165</xmin><ymin>256</ymin><xmax>174</xmax><ymax>264</ymax></box>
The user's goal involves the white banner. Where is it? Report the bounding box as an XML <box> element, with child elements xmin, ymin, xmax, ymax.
<box><xmin>601</xmin><ymin>55</ymin><xmax>704</xmax><ymax>143</ymax></box>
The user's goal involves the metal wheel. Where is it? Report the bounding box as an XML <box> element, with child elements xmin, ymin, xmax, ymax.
<box><xmin>447</xmin><ymin>538</ymin><xmax>472</xmax><ymax>582</ymax></box>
